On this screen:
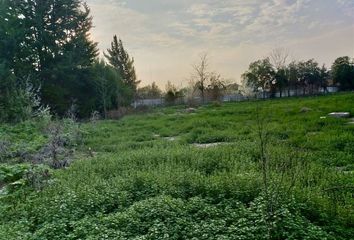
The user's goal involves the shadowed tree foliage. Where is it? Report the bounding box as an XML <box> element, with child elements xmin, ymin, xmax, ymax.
<box><xmin>242</xmin><ymin>57</ymin><xmax>331</xmax><ymax>98</ymax></box>
<box><xmin>165</xmin><ymin>81</ymin><xmax>182</xmax><ymax>105</ymax></box>
<box><xmin>91</xmin><ymin>60</ymin><xmax>122</xmax><ymax>118</ymax></box>
<box><xmin>286</xmin><ymin>61</ymin><xmax>299</xmax><ymax>95</ymax></box>
<box><xmin>105</xmin><ymin>35</ymin><xmax>140</xmax><ymax>106</ymax></box>
<box><xmin>207</xmin><ymin>72</ymin><xmax>226</xmax><ymax>101</ymax></box>
<box><xmin>331</xmin><ymin>56</ymin><xmax>354</xmax><ymax>91</ymax></box>
<box><xmin>1</xmin><ymin>0</ymin><xmax>99</xmax><ymax>117</ymax></box>
<box><xmin>242</xmin><ymin>58</ymin><xmax>275</xmax><ymax>98</ymax></box>
<box><xmin>0</xmin><ymin>0</ymin><xmax>38</xmax><ymax>121</ymax></box>
<box><xmin>274</xmin><ymin>67</ymin><xmax>288</xmax><ymax>98</ymax></box>
<box><xmin>137</xmin><ymin>82</ymin><xmax>162</xmax><ymax>99</ymax></box>
<box><xmin>319</xmin><ymin>64</ymin><xmax>330</xmax><ymax>93</ymax></box>
<box><xmin>270</xmin><ymin>48</ymin><xmax>289</xmax><ymax>97</ymax></box>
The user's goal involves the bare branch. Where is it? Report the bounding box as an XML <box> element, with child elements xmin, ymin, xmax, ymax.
<box><xmin>192</xmin><ymin>53</ymin><xmax>210</xmax><ymax>103</ymax></box>
<box><xmin>269</xmin><ymin>48</ymin><xmax>289</xmax><ymax>69</ymax></box>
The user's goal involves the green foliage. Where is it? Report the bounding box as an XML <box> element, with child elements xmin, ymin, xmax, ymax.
<box><xmin>0</xmin><ymin>76</ymin><xmax>42</xmax><ymax>123</ymax></box>
<box><xmin>138</xmin><ymin>82</ymin><xmax>162</xmax><ymax>99</ymax></box>
<box><xmin>331</xmin><ymin>56</ymin><xmax>354</xmax><ymax>90</ymax></box>
<box><xmin>91</xmin><ymin>60</ymin><xmax>123</xmax><ymax>117</ymax></box>
<box><xmin>242</xmin><ymin>58</ymin><xmax>330</xmax><ymax>97</ymax></box>
<box><xmin>105</xmin><ymin>35</ymin><xmax>140</xmax><ymax>105</ymax></box>
<box><xmin>1</xmin><ymin>0</ymin><xmax>99</xmax><ymax>117</ymax></box>
<box><xmin>207</xmin><ymin>73</ymin><xmax>226</xmax><ymax>101</ymax></box>
<box><xmin>0</xmin><ymin>163</ymin><xmax>51</xmax><ymax>196</ymax></box>
<box><xmin>0</xmin><ymin>164</ymin><xmax>29</xmax><ymax>184</ymax></box>
<box><xmin>0</xmin><ymin>121</ymin><xmax>48</xmax><ymax>162</ymax></box>
<box><xmin>0</xmin><ymin>93</ymin><xmax>354</xmax><ymax>239</ymax></box>
<box><xmin>0</xmin><ymin>113</ymin><xmax>82</xmax><ymax>167</ymax></box>
<box><xmin>164</xmin><ymin>81</ymin><xmax>183</xmax><ymax>105</ymax></box>
<box><xmin>242</xmin><ymin>58</ymin><xmax>275</xmax><ymax>95</ymax></box>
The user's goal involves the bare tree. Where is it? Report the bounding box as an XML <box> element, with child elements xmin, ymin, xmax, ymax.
<box><xmin>269</xmin><ymin>48</ymin><xmax>289</xmax><ymax>70</ymax></box>
<box><xmin>270</xmin><ymin>48</ymin><xmax>290</xmax><ymax>97</ymax></box>
<box><xmin>193</xmin><ymin>53</ymin><xmax>210</xmax><ymax>104</ymax></box>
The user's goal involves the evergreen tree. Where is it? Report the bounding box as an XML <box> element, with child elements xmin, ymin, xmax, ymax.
<box><xmin>105</xmin><ymin>35</ymin><xmax>140</xmax><ymax>105</ymax></box>
<box><xmin>0</xmin><ymin>0</ymin><xmax>35</xmax><ymax>122</ymax></box>
<box><xmin>3</xmin><ymin>0</ymin><xmax>99</xmax><ymax>116</ymax></box>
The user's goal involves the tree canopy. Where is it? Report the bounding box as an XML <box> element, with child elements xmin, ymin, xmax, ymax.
<box><xmin>0</xmin><ymin>0</ymin><xmax>142</xmax><ymax>120</ymax></box>
<box><xmin>105</xmin><ymin>35</ymin><xmax>140</xmax><ymax>105</ymax></box>
<box><xmin>0</xmin><ymin>0</ymin><xmax>353</xmax><ymax>122</ymax></box>
<box><xmin>137</xmin><ymin>82</ymin><xmax>162</xmax><ymax>99</ymax></box>
<box><xmin>0</xmin><ymin>0</ymin><xmax>100</xmax><ymax>117</ymax></box>
<box><xmin>241</xmin><ymin>57</ymin><xmax>332</xmax><ymax>98</ymax></box>
<box><xmin>242</xmin><ymin>58</ymin><xmax>275</xmax><ymax>97</ymax></box>
<box><xmin>331</xmin><ymin>56</ymin><xmax>354</xmax><ymax>90</ymax></box>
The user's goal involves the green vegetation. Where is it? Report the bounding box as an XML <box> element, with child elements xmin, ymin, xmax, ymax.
<box><xmin>1</xmin><ymin>1</ymin><xmax>353</xmax><ymax>238</ymax></box>
<box><xmin>242</xmin><ymin>56</ymin><xmax>332</xmax><ymax>98</ymax></box>
<box><xmin>0</xmin><ymin>0</ymin><xmax>139</xmax><ymax>119</ymax></box>
<box><xmin>1</xmin><ymin>93</ymin><xmax>353</xmax><ymax>239</ymax></box>
<box><xmin>2</xmin><ymin>0</ymin><xmax>354</xmax><ymax>122</ymax></box>
<box><xmin>332</xmin><ymin>57</ymin><xmax>354</xmax><ymax>91</ymax></box>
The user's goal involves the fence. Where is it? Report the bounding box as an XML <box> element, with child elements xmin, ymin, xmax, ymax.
<box><xmin>133</xmin><ymin>87</ymin><xmax>339</xmax><ymax>108</ymax></box>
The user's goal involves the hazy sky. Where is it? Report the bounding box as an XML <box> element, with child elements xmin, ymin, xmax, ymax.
<box><xmin>86</xmin><ymin>0</ymin><xmax>354</xmax><ymax>88</ymax></box>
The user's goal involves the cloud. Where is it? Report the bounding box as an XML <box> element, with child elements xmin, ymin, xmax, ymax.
<box><xmin>336</xmin><ymin>0</ymin><xmax>354</xmax><ymax>17</ymax></box>
<box><xmin>87</xmin><ymin>0</ymin><xmax>354</xmax><ymax>87</ymax></box>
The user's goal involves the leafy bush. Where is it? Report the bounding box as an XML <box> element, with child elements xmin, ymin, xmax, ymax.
<box><xmin>14</xmin><ymin>196</ymin><xmax>331</xmax><ymax>240</ymax></box>
<box><xmin>0</xmin><ymin>164</ymin><xmax>51</xmax><ymax>196</ymax></box>
<box><xmin>0</xmin><ymin>78</ymin><xmax>42</xmax><ymax>123</ymax></box>
<box><xmin>0</xmin><ymin>164</ymin><xmax>29</xmax><ymax>184</ymax></box>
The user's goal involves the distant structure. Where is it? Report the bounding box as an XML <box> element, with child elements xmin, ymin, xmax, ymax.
<box><xmin>133</xmin><ymin>85</ymin><xmax>338</xmax><ymax>108</ymax></box>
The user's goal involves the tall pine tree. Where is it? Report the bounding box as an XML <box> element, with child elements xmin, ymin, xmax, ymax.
<box><xmin>0</xmin><ymin>0</ymin><xmax>33</xmax><ymax>122</ymax></box>
<box><xmin>105</xmin><ymin>35</ymin><xmax>140</xmax><ymax>105</ymax></box>
<box><xmin>3</xmin><ymin>0</ymin><xmax>98</xmax><ymax>116</ymax></box>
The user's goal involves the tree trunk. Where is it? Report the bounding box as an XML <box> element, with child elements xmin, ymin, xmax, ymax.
<box><xmin>201</xmin><ymin>89</ymin><xmax>205</xmax><ymax>104</ymax></box>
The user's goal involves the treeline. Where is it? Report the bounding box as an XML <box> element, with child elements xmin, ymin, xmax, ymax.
<box><xmin>1</xmin><ymin>0</ymin><xmax>353</xmax><ymax>122</ymax></box>
<box><xmin>138</xmin><ymin>53</ymin><xmax>354</xmax><ymax>106</ymax></box>
<box><xmin>0</xmin><ymin>0</ymin><xmax>139</xmax><ymax>122</ymax></box>
<box><xmin>137</xmin><ymin>54</ymin><xmax>230</xmax><ymax>106</ymax></box>
<box><xmin>242</xmin><ymin>50</ymin><xmax>354</xmax><ymax>98</ymax></box>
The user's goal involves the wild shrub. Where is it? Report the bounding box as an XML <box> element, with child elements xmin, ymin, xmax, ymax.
<box><xmin>0</xmin><ymin>164</ymin><xmax>51</xmax><ymax>196</ymax></box>
<box><xmin>0</xmin><ymin>164</ymin><xmax>29</xmax><ymax>184</ymax></box>
<box><xmin>90</xmin><ymin>111</ymin><xmax>101</xmax><ymax>124</ymax></box>
<box><xmin>0</xmin><ymin>140</ymin><xmax>12</xmax><ymax>162</ymax></box>
<box><xmin>0</xmin><ymin>79</ymin><xmax>42</xmax><ymax>123</ymax></box>
<box><xmin>31</xmin><ymin>118</ymin><xmax>82</xmax><ymax>169</ymax></box>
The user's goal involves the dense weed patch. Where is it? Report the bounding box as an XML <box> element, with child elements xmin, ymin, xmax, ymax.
<box><xmin>0</xmin><ymin>93</ymin><xmax>354</xmax><ymax>239</ymax></box>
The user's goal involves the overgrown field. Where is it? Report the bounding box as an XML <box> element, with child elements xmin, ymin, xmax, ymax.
<box><xmin>1</xmin><ymin>93</ymin><xmax>354</xmax><ymax>239</ymax></box>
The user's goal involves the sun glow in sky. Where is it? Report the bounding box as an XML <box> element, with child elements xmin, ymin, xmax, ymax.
<box><xmin>87</xmin><ymin>0</ymin><xmax>354</xmax><ymax>87</ymax></box>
